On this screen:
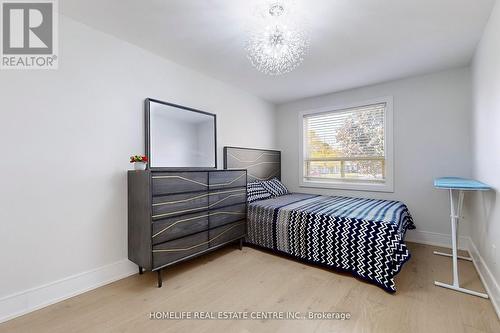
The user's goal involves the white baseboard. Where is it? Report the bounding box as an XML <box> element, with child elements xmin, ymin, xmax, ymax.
<box><xmin>405</xmin><ymin>229</ymin><xmax>470</xmax><ymax>250</ymax></box>
<box><xmin>468</xmin><ymin>239</ymin><xmax>500</xmax><ymax>319</ymax></box>
<box><xmin>0</xmin><ymin>259</ymin><xmax>137</xmax><ymax>324</ymax></box>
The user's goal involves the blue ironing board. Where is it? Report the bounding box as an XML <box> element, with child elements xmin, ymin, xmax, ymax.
<box><xmin>433</xmin><ymin>176</ymin><xmax>492</xmax><ymax>298</ymax></box>
<box><xmin>434</xmin><ymin>177</ymin><xmax>492</xmax><ymax>191</ymax></box>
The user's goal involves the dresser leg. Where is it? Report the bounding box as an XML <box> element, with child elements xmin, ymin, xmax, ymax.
<box><xmin>139</xmin><ymin>266</ymin><xmax>144</xmax><ymax>275</ymax></box>
<box><xmin>157</xmin><ymin>270</ymin><xmax>163</xmax><ymax>288</ymax></box>
<box><xmin>239</xmin><ymin>238</ymin><xmax>243</xmax><ymax>250</ymax></box>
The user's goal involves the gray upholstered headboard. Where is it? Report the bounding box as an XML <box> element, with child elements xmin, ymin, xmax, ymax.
<box><xmin>223</xmin><ymin>146</ymin><xmax>281</xmax><ymax>182</ymax></box>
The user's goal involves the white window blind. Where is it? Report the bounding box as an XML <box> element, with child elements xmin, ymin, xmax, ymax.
<box><xmin>303</xmin><ymin>103</ymin><xmax>386</xmax><ymax>182</ymax></box>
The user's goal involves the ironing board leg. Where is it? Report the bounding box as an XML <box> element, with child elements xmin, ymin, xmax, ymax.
<box><xmin>434</xmin><ymin>190</ymin><xmax>472</xmax><ymax>260</ymax></box>
<box><xmin>434</xmin><ymin>282</ymin><xmax>489</xmax><ymax>298</ymax></box>
<box><xmin>451</xmin><ymin>189</ymin><xmax>460</xmax><ymax>287</ymax></box>
<box><xmin>433</xmin><ymin>251</ymin><xmax>472</xmax><ymax>261</ymax></box>
<box><xmin>434</xmin><ymin>189</ymin><xmax>489</xmax><ymax>299</ymax></box>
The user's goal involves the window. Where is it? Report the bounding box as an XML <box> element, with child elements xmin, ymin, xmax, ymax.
<box><xmin>299</xmin><ymin>97</ymin><xmax>393</xmax><ymax>192</ymax></box>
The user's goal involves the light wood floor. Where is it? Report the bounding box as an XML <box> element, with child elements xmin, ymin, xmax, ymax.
<box><xmin>1</xmin><ymin>242</ymin><xmax>499</xmax><ymax>333</ymax></box>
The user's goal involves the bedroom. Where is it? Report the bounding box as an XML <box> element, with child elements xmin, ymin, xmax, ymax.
<box><xmin>0</xmin><ymin>0</ymin><xmax>499</xmax><ymax>332</ymax></box>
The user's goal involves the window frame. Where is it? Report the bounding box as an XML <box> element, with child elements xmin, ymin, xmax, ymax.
<box><xmin>298</xmin><ymin>96</ymin><xmax>394</xmax><ymax>193</ymax></box>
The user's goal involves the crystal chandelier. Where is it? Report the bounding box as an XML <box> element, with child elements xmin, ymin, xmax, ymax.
<box><xmin>246</xmin><ymin>1</ymin><xmax>309</xmax><ymax>76</ymax></box>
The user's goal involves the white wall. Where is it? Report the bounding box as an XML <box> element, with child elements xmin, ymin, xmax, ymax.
<box><xmin>0</xmin><ymin>16</ymin><xmax>275</xmax><ymax>320</ymax></box>
<box><xmin>470</xmin><ymin>0</ymin><xmax>500</xmax><ymax>313</ymax></box>
<box><xmin>276</xmin><ymin>68</ymin><xmax>473</xmax><ymax>240</ymax></box>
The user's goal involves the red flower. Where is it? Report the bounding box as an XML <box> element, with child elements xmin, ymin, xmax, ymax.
<box><xmin>130</xmin><ymin>155</ymin><xmax>148</xmax><ymax>163</ymax></box>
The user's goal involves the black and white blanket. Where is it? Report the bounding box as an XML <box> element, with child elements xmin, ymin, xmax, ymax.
<box><xmin>247</xmin><ymin>193</ymin><xmax>415</xmax><ymax>292</ymax></box>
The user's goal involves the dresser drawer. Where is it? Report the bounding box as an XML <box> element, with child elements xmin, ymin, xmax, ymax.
<box><xmin>209</xmin><ymin>170</ymin><xmax>246</xmax><ymax>190</ymax></box>
<box><xmin>209</xmin><ymin>221</ymin><xmax>246</xmax><ymax>248</ymax></box>
<box><xmin>152</xmin><ymin>172</ymin><xmax>208</xmax><ymax>196</ymax></box>
<box><xmin>153</xmin><ymin>231</ymin><xmax>209</xmax><ymax>268</ymax></box>
<box><xmin>152</xmin><ymin>211</ymin><xmax>208</xmax><ymax>245</ymax></box>
<box><xmin>209</xmin><ymin>203</ymin><xmax>246</xmax><ymax>229</ymax></box>
<box><xmin>152</xmin><ymin>192</ymin><xmax>208</xmax><ymax>219</ymax></box>
<box><xmin>208</xmin><ymin>187</ymin><xmax>246</xmax><ymax>210</ymax></box>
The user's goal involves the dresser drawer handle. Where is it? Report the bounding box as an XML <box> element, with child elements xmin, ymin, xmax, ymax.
<box><xmin>153</xmin><ymin>192</ymin><xmax>208</xmax><ymax>207</ymax></box>
<box><xmin>210</xmin><ymin>173</ymin><xmax>246</xmax><ymax>187</ymax></box>
<box><xmin>152</xmin><ymin>175</ymin><xmax>208</xmax><ymax>187</ymax></box>
<box><xmin>153</xmin><ymin>241</ymin><xmax>207</xmax><ymax>253</ymax></box>
<box><xmin>153</xmin><ymin>188</ymin><xmax>245</xmax><ymax>207</ymax></box>
<box><xmin>208</xmin><ymin>193</ymin><xmax>246</xmax><ymax>208</ymax></box>
<box><xmin>153</xmin><ymin>222</ymin><xmax>245</xmax><ymax>253</ymax></box>
<box><xmin>152</xmin><ymin>207</ymin><xmax>207</xmax><ymax>219</ymax></box>
<box><xmin>209</xmin><ymin>211</ymin><xmax>245</xmax><ymax>217</ymax></box>
<box><xmin>152</xmin><ymin>214</ymin><xmax>207</xmax><ymax>239</ymax></box>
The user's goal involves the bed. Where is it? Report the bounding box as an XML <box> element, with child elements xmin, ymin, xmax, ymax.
<box><xmin>224</xmin><ymin>146</ymin><xmax>415</xmax><ymax>292</ymax></box>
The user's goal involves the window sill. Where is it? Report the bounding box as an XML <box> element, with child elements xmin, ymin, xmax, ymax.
<box><xmin>299</xmin><ymin>179</ymin><xmax>394</xmax><ymax>193</ymax></box>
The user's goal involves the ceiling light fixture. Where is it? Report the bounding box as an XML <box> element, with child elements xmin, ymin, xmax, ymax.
<box><xmin>246</xmin><ymin>1</ymin><xmax>309</xmax><ymax>76</ymax></box>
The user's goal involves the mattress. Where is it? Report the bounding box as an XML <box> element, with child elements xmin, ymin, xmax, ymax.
<box><xmin>247</xmin><ymin>193</ymin><xmax>415</xmax><ymax>292</ymax></box>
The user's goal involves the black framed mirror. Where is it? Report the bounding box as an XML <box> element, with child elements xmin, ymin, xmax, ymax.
<box><xmin>145</xmin><ymin>98</ymin><xmax>217</xmax><ymax>170</ymax></box>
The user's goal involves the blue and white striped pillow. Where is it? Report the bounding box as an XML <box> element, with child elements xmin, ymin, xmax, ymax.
<box><xmin>247</xmin><ymin>181</ymin><xmax>272</xmax><ymax>203</ymax></box>
<box><xmin>261</xmin><ymin>178</ymin><xmax>289</xmax><ymax>197</ymax></box>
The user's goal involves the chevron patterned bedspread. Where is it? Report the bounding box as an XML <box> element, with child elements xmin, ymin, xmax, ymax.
<box><xmin>247</xmin><ymin>193</ymin><xmax>416</xmax><ymax>292</ymax></box>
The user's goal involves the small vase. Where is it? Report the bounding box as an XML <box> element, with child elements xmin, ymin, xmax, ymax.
<box><xmin>134</xmin><ymin>162</ymin><xmax>147</xmax><ymax>170</ymax></box>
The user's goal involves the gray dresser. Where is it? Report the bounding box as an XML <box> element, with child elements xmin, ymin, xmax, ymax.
<box><xmin>128</xmin><ymin>169</ymin><xmax>247</xmax><ymax>287</ymax></box>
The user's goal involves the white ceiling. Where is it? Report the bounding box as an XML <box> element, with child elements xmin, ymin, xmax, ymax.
<box><xmin>60</xmin><ymin>0</ymin><xmax>495</xmax><ymax>104</ymax></box>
